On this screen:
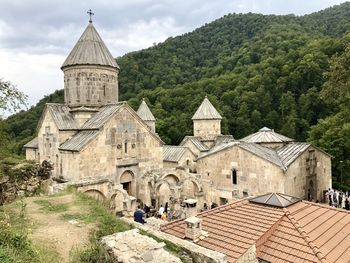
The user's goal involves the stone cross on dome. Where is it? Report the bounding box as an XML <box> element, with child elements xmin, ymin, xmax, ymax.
<box><xmin>87</xmin><ymin>9</ymin><xmax>94</xmax><ymax>23</ymax></box>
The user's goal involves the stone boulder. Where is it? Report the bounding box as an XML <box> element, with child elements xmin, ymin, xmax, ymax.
<box><xmin>101</xmin><ymin>229</ymin><xmax>181</xmax><ymax>263</ymax></box>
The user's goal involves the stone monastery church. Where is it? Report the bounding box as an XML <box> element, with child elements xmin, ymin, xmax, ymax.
<box><xmin>25</xmin><ymin>20</ymin><xmax>332</xmax><ymax>214</ymax></box>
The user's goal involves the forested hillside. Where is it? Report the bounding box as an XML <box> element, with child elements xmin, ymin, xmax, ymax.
<box><xmin>2</xmin><ymin>3</ymin><xmax>350</xmax><ymax>185</ymax></box>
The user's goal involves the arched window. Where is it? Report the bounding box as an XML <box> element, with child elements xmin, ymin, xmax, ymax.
<box><xmin>232</xmin><ymin>169</ymin><xmax>237</xmax><ymax>185</ymax></box>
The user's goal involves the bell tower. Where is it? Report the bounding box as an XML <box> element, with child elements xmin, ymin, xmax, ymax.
<box><xmin>192</xmin><ymin>96</ymin><xmax>222</xmax><ymax>140</ymax></box>
<box><xmin>61</xmin><ymin>13</ymin><xmax>119</xmax><ymax>107</ymax></box>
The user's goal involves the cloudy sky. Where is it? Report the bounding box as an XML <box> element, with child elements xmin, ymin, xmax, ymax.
<box><xmin>0</xmin><ymin>0</ymin><xmax>347</xmax><ymax>111</ymax></box>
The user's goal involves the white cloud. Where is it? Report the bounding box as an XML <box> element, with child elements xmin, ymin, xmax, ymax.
<box><xmin>0</xmin><ymin>49</ymin><xmax>64</xmax><ymax>107</ymax></box>
<box><xmin>101</xmin><ymin>17</ymin><xmax>185</xmax><ymax>56</ymax></box>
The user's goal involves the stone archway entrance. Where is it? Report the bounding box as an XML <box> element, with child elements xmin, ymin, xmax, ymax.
<box><xmin>84</xmin><ymin>189</ymin><xmax>105</xmax><ymax>201</ymax></box>
<box><xmin>308</xmin><ymin>180</ymin><xmax>314</xmax><ymax>201</ymax></box>
<box><xmin>306</xmin><ymin>175</ymin><xmax>317</xmax><ymax>201</ymax></box>
<box><xmin>120</xmin><ymin>171</ymin><xmax>134</xmax><ymax>196</ymax></box>
<box><xmin>156</xmin><ymin>181</ymin><xmax>172</xmax><ymax>209</ymax></box>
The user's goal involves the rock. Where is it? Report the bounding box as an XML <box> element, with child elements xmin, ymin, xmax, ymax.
<box><xmin>68</xmin><ymin>220</ymin><xmax>79</xmax><ymax>225</ymax></box>
<box><xmin>17</xmin><ymin>190</ymin><xmax>25</xmax><ymax>197</ymax></box>
<box><xmin>0</xmin><ymin>176</ymin><xmax>9</xmax><ymax>184</ymax></box>
<box><xmin>101</xmin><ymin>229</ymin><xmax>181</xmax><ymax>263</ymax></box>
<box><xmin>141</xmin><ymin>251</ymin><xmax>153</xmax><ymax>262</ymax></box>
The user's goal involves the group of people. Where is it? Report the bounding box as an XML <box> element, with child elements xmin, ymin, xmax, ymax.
<box><xmin>133</xmin><ymin>203</ymin><xmax>170</xmax><ymax>224</ymax></box>
<box><xmin>326</xmin><ymin>188</ymin><xmax>350</xmax><ymax>210</ymax></box>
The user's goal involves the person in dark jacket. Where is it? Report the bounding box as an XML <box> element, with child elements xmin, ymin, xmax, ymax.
<box><xmin>345</xmin><ymin>198</ymin><xmax>350</xmax><ymax>211</ymax></box>
<box><xmin>134</xmin><ymin>206</ymin><xmax>145</xmax><ymax>224</ymax></box>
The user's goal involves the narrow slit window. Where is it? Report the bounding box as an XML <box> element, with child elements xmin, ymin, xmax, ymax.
<box><xmin>232</xmin><ymin>169</ymin><xmax>237</xmax><ymax>185</ymax></box>
<box><xmin>124</xmin><ymin>141</ymin><xmax>128</xmax><ymax>154</ymax></box>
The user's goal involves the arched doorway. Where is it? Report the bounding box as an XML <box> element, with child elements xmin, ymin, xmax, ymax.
<box><xmin>307</xmin><ymin>180</ymin><xmax>314</xmax><ymax>201</ymax></box>
<box><xmin>162</xmin><ymin>174</ymin><xmax>180</xmax><ymax>186</ymax></box>
<box><xmin>156</xmin><ymin>181</ymin><xmax>172</xmax><ymax>209</ymax></box>
<box><xmin>180</xmin><ymin>178</ymin><xmax>201</xmax><ymax>199</ymax></box>
<box><xmin>120</xmin><ymin>171</ymin><xmax>134</xmax><ymax>196</ymax></box>
<box><xmin>84</xmin><ymin>189</ymin><xmax>105</xmax><ymax>201</ymax></box>
<box><xmin>110</xmin><ymin>191</ymin><xmax>127</xmax><ymax>215</ymax></box>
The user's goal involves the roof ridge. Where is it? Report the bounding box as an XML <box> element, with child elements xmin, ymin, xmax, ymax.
<box><xmin>200</xmin><ymin>199</ymin><xmax>249</xmax><ymax>217</ymax></box>
<box><xmin>256</xmin><ymin>216</ymin><xmax>284</xmax><ymax>258</ymax></box>
<box><xmin>301</xmin><ymin>200</ymin><xmax>350</xmax><ymax>214</ymax></box>
<box><xmin>283</xmin><ymin>208</ymin><xmax>328</xmax><ymax>263</ymax></box>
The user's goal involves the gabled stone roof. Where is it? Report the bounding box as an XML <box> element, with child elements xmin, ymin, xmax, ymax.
<box><xmin>81</xmin><ymin>103</ymin><xmax>124</xmax><ymax>129</ymax></box>
<box><xmin>277</xmin><ymin>142</ymin><xmax>312</xmax><ymax>167</ymax></box>
<box><xmin>192</xmin><ymin>96</ymin><xmax>222</xmax><ymax>120</ymax></box>
<box><xmin>163</xmin><ymin>145</ymin><xmax>194</xmax><ymax>162</ymax></box>
<box><xmin>59</xmin><ymin>130</ymin><xmax>99</xmax><ymax>152</ymax></box>
<box><xmin>137</xmin><ymin>99</ymin><xmax>155</xmax><ymax>121</ymax></box>
<box><xmin>241</xmin><ymin>127</ymin><xmax>294</xmax><ymax>143</ymax></box>
<box><xmin>54</xmin><ymin>101</ymin><xmax>163</xmax><ymax>152</ymax></box>
<box><xmin>197</xmin><ymin>141</ymin><xmax>286</xmax><ymax>170</ymax></box>
<box><xmin>23</xmin><ymin>137</ymin><xmax>38</xmax><ymax>149</ymax></box>
<box><xmin>180</xmin><ymin>136</ymin><xmax>209</xmax><ymax>152</ymax></box>
<box><xmin>61</xmin><ymin>22</ymin><xmax>119</xmax><ymax>70</ymax></box>
<box><xmin>41</xmin><ymin>103</ymin><xmax>79</xmax><ymax>131</ymax></box>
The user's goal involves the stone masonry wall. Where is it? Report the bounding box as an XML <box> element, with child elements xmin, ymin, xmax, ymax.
<box><xmin>0</xmin><ymin>161</ymin><xmax>52</xmax><ymax>205</ymax></box>
<box><xmin>284</xmin><ymin>146</ymin><xmax>331</xmax><ymax>201</ymax></box>
<box><xmin>197</xmin><ymin>146</ymin><xmax>284</xmax><ymax>203</ymax></box>
<box><xmin>193</xmin><ymin>119</ymin><xmax>221</xmax><ymax>141</ymax></box>
<box><xmin>63</xmin><ymin>65</ymin><xmax>119</xmax><ymax>107</ymax></box>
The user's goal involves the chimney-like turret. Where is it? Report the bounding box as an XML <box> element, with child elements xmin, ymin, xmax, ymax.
<box><xmin>192</xmin><ymin>96</ymin><xmax>222</xmax><ymax>141</ymax></box>
<box><xmin>185</xmin><ymin>216</ymin><xmax>203</xmax><ymax>242</ymax></box>
<box><xmin>137</xmin><ymin>99</ymin><xmax>156</xmax><ymax>132</ymax></box>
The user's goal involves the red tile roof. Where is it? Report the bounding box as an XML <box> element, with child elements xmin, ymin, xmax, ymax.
<box><xmin>161</xmin><ymin>198</ymin><xmax>350</xmax><ymax>263</ymax></box>
<box><xmin>161</xmin><ymin>199</ymin><xmax>284</xmax><ymax>263</ymax></box>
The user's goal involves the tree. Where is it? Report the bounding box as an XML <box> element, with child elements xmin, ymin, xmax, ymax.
<box><xmin>308</xmin><ymin>42</ymin><xmax>350</xmax><ymax>188</ymax></box>
<box><xmin>0</xmin><ymin>79</ymin><xmax>27</xmax><ymax>115</ymax></box>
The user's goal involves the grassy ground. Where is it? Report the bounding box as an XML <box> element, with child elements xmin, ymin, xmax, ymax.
<box><xmin>0</xmin><ymin>197</ymin><xmax>60</xmax><ymax>263</ymax></box>
<box><xmin>68</xmin><ymin>192</ymin><xmax>134</xmax><ymax>263</ymax></box>
<box><xmin>0</xmin><ymin>191</ymin><xmax>187</xmax><ymax>262</ymax></box>
<box><xmin>0</xmin><ymin>191</ymin><xmax>133</xmax><ymax>263</ymax></box>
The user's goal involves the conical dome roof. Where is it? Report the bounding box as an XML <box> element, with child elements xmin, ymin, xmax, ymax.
<box><xmin>137</xmin><ymin>99</ymin><xmax>155</xmax><ymax>121</ymax></box>
<box><xmin>241</xmin><ymin>127</ymin><xmax>293</xmax><ymax>143</ymax></box>
<box><xmin>61</xmin><ymin>23</ymin><xmax>119</xmax><ymax>69</ymax></box>
<box><xmin>192</xmin><ymin>96</ymin><xmax>222</xmax><ymax>120</ymax></box>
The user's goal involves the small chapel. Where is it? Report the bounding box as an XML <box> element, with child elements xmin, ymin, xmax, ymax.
<box><xmin>24</xmin><ymin>18</ymin><xmax>332</xmax><ymax>215</ymax></box>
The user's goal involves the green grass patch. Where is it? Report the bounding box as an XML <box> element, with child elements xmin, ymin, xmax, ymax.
<box><xmin>34</xmin><ymin>199</ymin><xmax>69</xmax><ymax>213</ymax></box>
<box><xmin>69</xmin><ymin>192</ymin><xmax>133</xmax><ymax>262</ymax></box>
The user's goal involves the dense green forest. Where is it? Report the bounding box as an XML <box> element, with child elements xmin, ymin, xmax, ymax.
<box><xmin>1</xmin><ymin>3</ymin><xmax>349</xmax><ymax>186</ymax></box>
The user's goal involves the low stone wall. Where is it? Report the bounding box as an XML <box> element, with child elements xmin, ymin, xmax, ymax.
<box><xmin>122</xmin><ymin>217</ymin><xmax>227</xmax><ymax>263</ymax></box>
<box><xmin>0</xmin><ymin>161</ymin><xmax>52</xmax><ymax>204</ymax></box>
<box><xmin>101</xmin><ymin>229</ymin><xmax>182</xmax><ymax>263</ymax></box>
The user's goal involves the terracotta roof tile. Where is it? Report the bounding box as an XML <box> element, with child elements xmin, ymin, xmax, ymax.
<box><xmin>161</xmin><ymin>198</ymin><xmax>350</xmax><ymax>263</ymax></box>
<box><xmin>162</xmin><ymin>199</ymin><xmax>284</xmax><ymax>262</ymax></box>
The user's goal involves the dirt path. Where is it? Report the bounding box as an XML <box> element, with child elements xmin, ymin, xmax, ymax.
<box><xmin>26</xmin><ymin>194</ymin><xmax>93</xmax><ymax>263</ymax></box>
